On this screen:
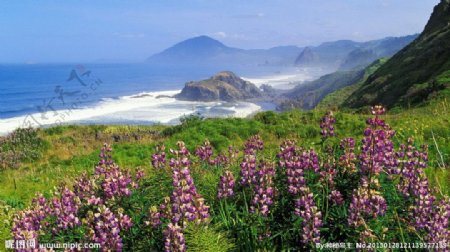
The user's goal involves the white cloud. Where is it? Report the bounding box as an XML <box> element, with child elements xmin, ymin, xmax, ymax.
<box><xmin>213</xmin><ymin>31</ymin><xmax>227</xmax><ymax>38</ymax></box>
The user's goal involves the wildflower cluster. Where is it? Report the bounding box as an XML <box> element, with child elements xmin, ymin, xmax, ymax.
<box><xmin>348</xmin><ymin>106</ymin><xmax>394</xmax><ymax>240</ymax></box>
<box><xmin>295</xmin><ymin>187</ymin><xmax>322</xmax><ymax>244</ymax></box>
<box><xmin>195</xmin><ymin>139</ymin><xmax>213</xmax><ymax>162</ymax></box>
<box><xmin>154</xmin><ymin>141</ymin><xmax>210</xmax><ymax>252</ymax></box>
<box><xmin>11</xmin><ymin>144</ymin><xmax>139</xmax><ymax>251</ymax></box>
<box><xmin>278</xmin><ymin>140</ymin><xmax>322</xmax><ymax>244</ymax></box>
<box><xmin>240</xmin><ymin>135</ymin><xmax>263</xmax><ymax>186</ymax></box>
<box><xmin>151</xmin><ymin>144</ymin><xmax>166</xmax><ymax>169</ymax></box>
<box><xmin>194</xmin><ymin>140</ymin><xmax>234</xmax><ymax>166</ymax></box>
<box><xmin>278</xmin><ymin>140</ymin><xmax>319</xmax><ymax>195</ymax></box>
<box><xmin>85</xmin><ymin>205</ymin><xmax>132</xmax><ymax>251</ymax></box>
<box><xmin>250</xmin><ymin>161</ymin><xmax>276</xmax><ymax>216</ymax></box>
<box><xmin>396</xmin><ymin>138</ymin><xmax>449</xmax><ymax>245</ymax></box>
<box><xmin>320</xmin><ymin>111</ymin><xmax>336</xmax><ymax>137</ymax></box>
<box><xmin>164</xmin><ymin>223</ymin><xmax>186</xmax><ymax>252</ymax></box>
<box><xmin>339</xmin><ymin>137</ymin><xmax>357</xmax><ymax>174</ymax></box>
<box><xmin>217</xmin><ymin>170</ymin><xmax>236</xmax><ymax>199</ymax></box>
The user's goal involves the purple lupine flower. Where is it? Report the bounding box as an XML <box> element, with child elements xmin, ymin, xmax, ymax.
<box><xmin>87</xmin><ymin>205</ymin><xmax>132</xmax><ymax>252</ymax></box>
<box><xmin>329</xmin><ymin>190</ymin><xmax>344</xmax><ymax>205</ymax></box>
<box><xmin>295</xmin><ymin>188</ymin><xmax>322</xmax><ymax>244</ymax></box>
<box><xmin>136</xmin><ymin>167</ymin><xmax>145</xmax><ymax>181</ymax></box>
<box><xmin>278</xmin><ymin>141</ymin><xmax>319</xmax><ymax>195</ymax></box>
<box><xmin>320</xmin><ymin>111</ymin><xmax>336</xmax><ymax>137</ymax></box>
<box><xmin>151</xmin><ymin>144</ymin><xmax>166</xmax><ymax>169</ymax></box>
<box><xmin>96</xmin><ymin>143</ymin><xmax>114</xmax><ymax>174</ymax></box>
<box><xmin>74</xmin><ymin>172</ymin><xmax>103</xmax><ymax>206</ymax></box>
<box><xmin>320</xmin><ymin>154</ymin><xmax>338</xmax><ymax>189</ymax></box>
<box><xmin>250</xmin><ymin>161</ymin><xmax>276</xmax><ymax>216</ymax></box>
<box><xmin>101</xmin><ymin>164</ymin><xmax>133</xmax><ymax>199</ymax></box>
<box><xmin>240</xmin><ymin>135</ymin><xmax>264</xmax><ymax>186</ymax></box>
<box><xmin>360</xmin><ymin>106</ymin><xmax>396</xmax><ymax>176</ymax></box>
<box><xmin>214</xmin><ymin>154</ymin><xmax>230</xmax><ymax>167</ymax></box>
<box><xmin>244</xmin><ymin>135</ymin><xmax>264</xmax><ymax>155</ymax></box>
<box><xmin>396</xmin><ymin>138</ymin><xmax>429</xmax><ymax>197</ymax></box>
<box><xmin>166</xmin><ymin>141</ymin><xmax>210</xmax><ymax>227</ymax></box>
<box><xmin>228</xmin><ymin>145</ymin><xmax>239</xmax><ymax>159</ymax></box>
<box><xmin>240</xmin><ymin>154</ymin><xmax>257</xmax><ymax>186</ymax></box>
<box><xmin>195</xmin><ymin>139</ymin><xmax>213</xmax><ymax>161</ymax></box>
<box><xmin>348</xmin><ymin>182</ymin><xmax>387</xmax><ymax>228</ymax></box>
<box><xmin>163</xmin><ymin>223</ymin><xmax>186</xmax><ymax>252</ymax></box>
<box><xmin>50</xmin><ymin>186</ymin><xmax>81</xmax><ymax>231</ymax></box>
<box><xmin>217</xmin><ymin>170</ymin><xmax>235</xmax><ymax>199</ymax></box>
<box><xmin>339</xmin><ymin>137</ymin><xmax>357</xmax><ymax>174</ymax></box>
<box><xmin>427</xmin><ymin>197</ymin><xmax>450</xmax><ymax>246</ymax></box>
<box><xmin>12</xmin><ymin>194</ymin><xmax>50</xmax><ymax>249</ymax></box>
<box><xmin>393</xmin><ymin>138</ymin><xmax>450</xmax><ymax>246</ymax></box>
<box><xmin>348</xmin><ymin>106</ymin><xmax>392</xmax><ymax>239</ymax></box>
<box><xmin>146</xmin><ymin>206</ymin><xmax>162</xmax><ymax>228</ymax></box>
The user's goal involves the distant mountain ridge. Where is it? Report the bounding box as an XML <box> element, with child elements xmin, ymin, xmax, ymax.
<box><xmin>147</xmin><ymin>36</ymin><xmax>303</xmax><ymax>66</ymax></box>
<box><xmin>146</xmin><ymin>34</ymin><xmax>416</xmax><ymax>70</ymax></box>
<box><xmin>343</xmin><ymin>0</ymin><xmax>450</xmax><ymax>108</ymax></box>
<box><xmin>294</xmin><ymin>35</ymin><xmax>417</xmax><ymax>71</ymax></box>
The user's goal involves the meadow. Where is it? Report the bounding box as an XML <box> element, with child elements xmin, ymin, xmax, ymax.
<box><xmin>0</xmin><ymin>98</ymin><xmax>449</xmax><ymax>251</ymax></box>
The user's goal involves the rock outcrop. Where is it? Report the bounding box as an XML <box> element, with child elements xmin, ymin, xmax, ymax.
<box><xmin>176</xmin><ymin>71</ymin><xmax>262</xmax><ymax>102</ymax></box>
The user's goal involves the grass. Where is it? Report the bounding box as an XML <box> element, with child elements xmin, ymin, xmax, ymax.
<box><xmin>0</xmin><ymin>101</ymin><xmax>449</xmax><ymax>249</ymax></box>
<box><xmin>1</xmin><ymin>102</ymin><xmax>448</xmax><ymax>206</ymax></box>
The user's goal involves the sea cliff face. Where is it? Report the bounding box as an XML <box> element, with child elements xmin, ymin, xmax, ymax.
<box><xmin>176</xmin><ymin>71</ymin><xmax>262</xmax><ymax>102</ymax></box>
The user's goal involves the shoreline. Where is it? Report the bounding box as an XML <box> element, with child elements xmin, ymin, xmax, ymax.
<box><xmin>0</xmin><ymin>71</ymin><xmax>309</xmax><ymax>136</ymax></box>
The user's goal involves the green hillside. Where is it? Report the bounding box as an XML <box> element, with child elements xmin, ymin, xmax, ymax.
<box><xmin>317</xmin><ymin>58</ymin><xmax>388</xmax><ymax>110</ymax></box>
<box><xmin>343</xmin><ymin>0</ymin><xmax>450</xmax><ymax>109</ymax></box>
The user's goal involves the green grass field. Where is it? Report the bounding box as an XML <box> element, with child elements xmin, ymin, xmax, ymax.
<box><xmin>1</xmin><ymin>98</ymin><xmax>449</xmax><ymax>250</ymax></box>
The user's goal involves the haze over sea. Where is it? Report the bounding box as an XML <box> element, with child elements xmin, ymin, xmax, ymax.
<box><xmin>0</xmin><ymin>63</ymin><xmax>312</xmax><ymax>135</ymax></box>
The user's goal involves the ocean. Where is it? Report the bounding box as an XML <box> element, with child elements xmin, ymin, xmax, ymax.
<box><xmin>0</xmin><ymin>63</ymin><xmax>312</xmax><ymax>135</ymax></box>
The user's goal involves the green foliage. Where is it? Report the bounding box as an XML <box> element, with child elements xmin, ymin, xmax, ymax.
<box><xmin>0</xmin><ymin>128</ymin><xmax>49</xmax><ymax>169</ymax></box>
<box><xmin>184</xmin><ymin>224</ymin><xmax>235</xmax><ymax>252</ymax></box>
<box><xmin>0</xmin><ymin>201</ymin><xmax>14</xmax><ymax>249</ymax></box>
<box><xmin>1</xmin><ymin>100</ymin><xmax>449</xmax><ymax>251</ymax></box>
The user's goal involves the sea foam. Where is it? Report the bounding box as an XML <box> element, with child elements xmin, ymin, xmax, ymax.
<box><xmin>0</xmin><ymin>90</ymin><xmax>261</xmax><ymax>136</ymax></box>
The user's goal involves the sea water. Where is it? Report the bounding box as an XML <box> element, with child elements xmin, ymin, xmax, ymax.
<box><xmin>0</xmin><ymin>63</ymin><xmax>309</xmax><ymax>135</ymax></box>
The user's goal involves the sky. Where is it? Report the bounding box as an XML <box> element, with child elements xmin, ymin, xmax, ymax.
<box><xmin>0</xmin><ymin>0</ymin><xmax>440</xmax><ymax>63</ymax></box>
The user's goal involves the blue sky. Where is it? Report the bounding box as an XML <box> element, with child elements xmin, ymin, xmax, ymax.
<box><xmin>0</xmin><ymin>0</ymin><xmax>439</xmax><ymax>63</ymax></box>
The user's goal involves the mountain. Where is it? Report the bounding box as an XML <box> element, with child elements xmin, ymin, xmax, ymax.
<box><xmin>146</xmin><ymin>36</ymin><xmax>241</xmax><ymax>64</ymax></box>
<box><xmin>295</xmin><ymin>40</ymin><xmax>359</xmax><ymax>71</ymax></box>
<box><xmin>338</xmin><ymin>35</ymin><xmax>418</xmax><ymax>70</ymax></box>
<box><xmin>294</xmin><ymin>47</ymin><xmax>320</xmax><ymax>66</ymax></box>
<box><xmin>294</xmin><ymin>35</ymin><xmax>417</xmax><ymax>71</ymax></box>
<box><xmin>175</xmin><ymin>71</ymin><xmax>262</xmax><ymax>102</ymax></box>
<box><xmin>343</xmin><ymin>0</ymin><xmax>450</xmax><ymax>109</ymax></box>
<box><xmin>147</xmin><ymin>36</ymin><xmax>303</xmax><ymax>66</ymax></box>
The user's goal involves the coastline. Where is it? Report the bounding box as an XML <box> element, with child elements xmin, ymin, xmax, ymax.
<box><xmin>0</xmin><ymin>71</ymin><xmax>311</xmax><ymax>136</ymax></box>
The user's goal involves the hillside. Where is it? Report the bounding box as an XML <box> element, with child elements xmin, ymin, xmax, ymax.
<box><xmin>343</xmin><ymin>0</ymin><xmax>450</xmax><ymax>108</ymax></box>
<box><xmin>277</xmin><ymin>59</ymin><xmax>387</xmax><ymax>111</ymax></box>
<box><xmin>316</xmin><ymin>58</ymin><xmax>388</xmax><ymax>110</ymax></box>
<box><xmin>175</xmin><ymin>71</ymin><xmax>262</xmax><ymax>101</ymax></box>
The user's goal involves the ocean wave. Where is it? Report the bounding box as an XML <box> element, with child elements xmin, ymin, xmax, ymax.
<box><xmin>0</xmin><ymin>90</ymin><xmax>261</xmax><ymax>135</ymax></box>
